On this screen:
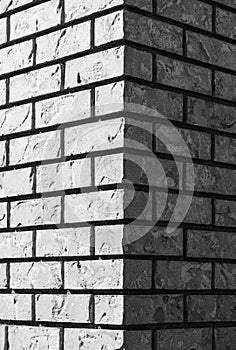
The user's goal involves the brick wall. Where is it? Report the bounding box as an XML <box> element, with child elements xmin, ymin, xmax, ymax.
<box><xmin>0</xmin><ymin>0</ymin><xmax>235</xmax><ymax>349</ymax></box>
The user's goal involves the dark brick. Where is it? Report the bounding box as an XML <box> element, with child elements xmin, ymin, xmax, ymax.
<box><xmin>125</xmin><ymin>82</ymin><xmax>183</xmax><ymax>121</ymax></box>
<box><xmin>187</xmin><ymin>295</ymin><xmax>236</xmax><ymax>322</ymax></box>
<box><xmin>124</xmin><ymin>295</ymin><xmax>183</xmax><ymax>324</ymax></box>
<box><xmin>126</xmin><ymin>0</ymin><xmax>153</xmax><ymax>11</ymax></box>
<box><xmin>155</xmin><ymin>0</ymin><xmax>212</xmax><ymax>31</ymax></box>
<box><xmin>155</xmin><ymin>261</ymin><xmax>211</xmax><ymax>289</ymax></box>
<box><xmin>214</xmin><ymin>0</ymin><xmax>236</xmax><ymax>9</ymax></box>
<box><xmin>187</xmin><ymin>230</ymin><xmax>236</xmax><ymax>259</ymax></box>
<box><xmin>215</xmin><ymin>263</ymin><xmax>236</xmax><ymax>289</ymax></box>
<box><xmin>156</xmin><ymin>328</ymin><xmax>212</xmax><ymax>350</ymax></box>
<box><xmin>187</xmin><ymin>31</ymin><xmax>236</xmax><ymax>71</ymax></box>
<box><xmin>187</xmin><ymin>97</ymin><xmax>236</xmax><ymax>134</ymax></box>
<box><xmin>215</xmin><ymin>200</ymin><xmax>236</xmax><ymax>227</ymax></box>
<box><xmin>216</xmin><ymin>8</ymin><xmax>236</xmax><ymax>40</ymax></box>
<box><xmin>215</xmin><ymin>135</ymin><xmax>236</xmax><ymax>165</ymax></box>
<box><xmin>125</xmin><ymin>11</ymin><xmax>183</xmax><ymax>54</ymax></box>
<box><xmin>215</xmin><ymin>71</ymin><xmax>236</xmax><ymax>102</ymax></box>
<box><xmin>155</xmin><ymin>55</ymin><xmax>212</xmax><ymax>95</ymax></box>
<box><xmin>215</xmin><ymin>327</ymin><xmax>236</xmax><ymax>350</ymax></box>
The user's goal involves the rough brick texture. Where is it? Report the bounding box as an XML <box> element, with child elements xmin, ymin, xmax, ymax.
<box><xmin>0</xmin><ymin>0</ymin><xmax>235</xmax><ymax>349</ymax></box>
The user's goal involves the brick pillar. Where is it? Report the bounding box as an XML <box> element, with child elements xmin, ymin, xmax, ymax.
<box><xmin>0</xmin><ymin>0</ymin><xmax>235</xmax><ymax>349</ymax></box>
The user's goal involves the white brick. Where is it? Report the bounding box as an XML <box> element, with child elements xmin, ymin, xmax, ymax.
<box><xmin>8</xmin><ymin>326</ymin><xmax>60</xmax><ymax>350</ymax></box>
<box><xmin>65</xmin><ymin>118</ymin><xmax>125</xmax><ymax>156</ymax></box>
<box><xmin>10</xmin><ymin>130</ymin><xmax>61</xmax><ymax>165</ymax></box>
<box><xmin>37</xmin><ymin>158</ymin><xmax>91</xmax><ymax>192</ymax></box>
<box><xmin>0</xmin><ymin>263</ymin><xmax>7</xmax><ymax>288</ymax></box>
<box><xmin>95</xmin><ymin>153</ymin><xmax>123</xmax><ymax>185</ymax></box>
<box><xmin>10</xmin><ymin>0</ymin><xmax>61</xmax><ymax>40</ymax></box>
<box><xmin>0</xmin><ymin>231</ymin><xmax>32</xmax><ymax>258</ymax></box>
<box><xmin>0</xmin><ymin>168</ymin><xmax>33</xmax><ymax>197</ymax></box>
<box><xmin>95</xmin><ymin>295</ymin><xmax>124</xmax><ymax>324</ymax></box>
<box><xmin>65</xmin><ymin>189</ymin><xmax>124</xmax><ymax>223</ymax></box>
<box><xmin>10</xmin><ymin>261</ymin><xmax>62</xmax><ymax>289</ymax></box>
<box><xmin>0</xmin><ymin>40</ymin><xmax>33</xmax><ymax>75</ymax></box>
<box><xmin>0</xmin><ymin>326</ymin><xmax>5</xmax><ymax>349</ymax></box>
<box><xmin>95</xmin><ymin>81</ymin><xmax>125</xmax><ymax>116</ymax></box>
<box><xmin>0</xmin><ymin>203</ymin><xmax>7</xmax><ymax>228</ymax></box>
<box><xmin>0</xmin><ymin>141</ymin><xmax>6</xmax><ymax>167</ymax></box>
<box><xmin>36</xmin><ymin>22</ymin><xmax>91</xmax><ymax>64</ymax></box>
<box><xmin>36</xmin><ymin>227</ymin><xmax>90</xmax><ymax>257</ymax></box>
<box><xmin>65</xmin><ymin>259</ymin><xmax>123</xmax><ymax>289</ymax></box>
<box><xmin>95</xmin><ymin>11</ymin><xmax>124</xmax><ymax>46</ymax></box>
<box><xmin>0</xmin><ymin>294</ymin><xmax>31</xmax><ymax>320</ymax></box>
<box><xmin>65</xmin><ymin>46</ymin><xmax>124</xmax><ymax>88</ymax></box>
<box><xmin>36</xmin><ymin>90</ymin><xmax>91</xmax><ymax>128</ymax></box>
<box><xmin>0</xmin><ymin>104</ymin><xmax>32</xmax><ymax>136</ymax></box>
<box><xmin>11</xmin><ymin>197</ymin><xmax>61</xmax><ymax>227</ymax></box>
<box><xmin>0</xmin><ymin>18</ymin><xmax>7</xmax><ymax>44</ymax></box>
<box><xmin>64</xmin><ymin>329</ymin><xmax>124</xmax><ymax>349</ymax></box>
<box><xmin>0</xmin><ymin>0</ymin><xmax>32</xmax><ymax>13</ymax></box>
<box><xmin>95</xmin><ymin>225</ymin><xmax>124</xmax><ymax>255</ymax></box>
<box><xmin>65</xmin><ymin>0</ymin><xmax>123</xmax><ymax>21</ymax></box>
<box><xmin>36</xmin><ymin>294</ymin><xmax>91</xmax><ymax>322</ymax></box>
<box><xmin>10</xmin><ymin>65</ymin><xmax>61</xmax><ymax>102</ymax></box>
<box><xmin>0</xmin><ymin>80</ymin><xmax>6</xmax><ymax>105</ymax></box>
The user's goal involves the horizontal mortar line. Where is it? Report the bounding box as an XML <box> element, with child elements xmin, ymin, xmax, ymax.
<box><xmin>0</xmin><ymin>4</ymin><xmax>125</xmax><ymax>48</ymax></box>
<box><xmin>0</xmin><ymin>220</ymin><xmax>235</xmax><ymax>233</ymax></box>
<box><xmin>125</xmin><ymin>4</ymin><xmax>236</xmax><ymax>46</ymax></box>
<box><xmin>0</xmin><ymin>0</ymin><xmax>54</xmax><ymax>19</ymax></box>
<box><xmin>0</xmin><ymin>255</ymin><xmax>235</xmax><ymax>264</ymax></box>
<box><xmin>0</xmin><ymin>38</ymin><xmax>125</xmax><ymax>81</ymax></box>
<box><xmin>0</xmin><ymin>320</ymin><xmax>235</xmax><ymax>330</ymax></box>
<box><xmin>125</xmin><ymin>39</ymin><xmax>236</xmax><ymax>77</ymax></box>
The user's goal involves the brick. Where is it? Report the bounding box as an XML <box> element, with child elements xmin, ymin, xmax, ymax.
<box><xmin>187</xmin><ymin>230</ymin><xmax>236</xmax><ymax>259</ymax></box>
<box><xmin>187</xmin><ymin>295</ymin><xmax>236</xmax><ymax>322</ymax></box>
<box><xmin>214</xmin><ymin>0</ymin><xmax>236</xmax><ymax>9</ymax></box>
<box><xmin>125</xmin><ymin>11</ymin><xmax>182</xmax><ymax>54</ymax></box>
<box><xmin>36</xmin><ymin>294</ymin><xmax>91</xmax><ymax>322</ymax></box>
<box><xmin>125</xmin><ymin>47</ymin><xmax>152</xmax><ymax>81</ymax></box>
<box><xmin>215</xmin><ymin>135</ymin><xmax>236</xmax><ymax>164</ymax></box>
<box><xmin>65</xmin><ymin>46</ymin><xmax>124</xmax><ymax>88</ymax></box>
<box><xmin>155</xmin><ymin>261</ymin><xmax>211</xmax><ymax>289</ymax></box>
<box><xmin>215</xmin><ymin>200</ymin><xmax>236</xmax><ymax>227</ymax></box>
<box><xmin>187</xmin><ymin>31</ymin><xmax>236</xmax><ymax>71</ymax></box>
<box><xmin>0</xmin><ymin>0</ymin><xmax>32</xmax><ymax>13</ymax></box>
<box><xmin>155</xmin><ymin>0</ymin><xmax>212</xmax><ymax>30</ymax></box>
<box><xmin>0</xmin><ymin>231</ymin><xmax>32</xmax><ymax>258</ymax></box>
<box><xmin>187</xmin><ymin>97</ymin><xmax>236</xmax><ymax>133</ymax></box>
<box><xmin>10</xmin><ymin>261</ymin><xmax>62</xmax><ymax>289</ymax></box>
<box><xmin>65</xmin><ymin>0</ymin><xmax>123</xmax><ymax>21</ymax></box>
<box><xmin>10</xmin><ymin>0</ymin><xmax>61</xmax><ymax>40</ymax></box>
<box><xmin>64</xmin><ymin>329</ymin><xmax>124</xmax><ymax>349</ymax></box>
<box><xmin>10</xmin><ymin>130</ymin><xmax>61</xmax><ymax>165</ymax></box>
<box><xmin>95</xmin><ymin>11</ymin><xmax>124</xmax><ymax>46</ymax></box>
<box><xmin>156</xmin><ymin>328</ymin><xmax>212</xmax><ymax>350</ymax></box>
<box><xmin>125</xmin><ymin>82</ymin><xmax>183</xmax><ymax>121</ymax></box>
<box><xmin>10</xmin><ymin>65</ymin><xmax>61</xmax><ymax>102</ymax></box>
<box><xmin>0</xmin><ymin>326</ymin><xmax>4</xmax><ymax>349</ymax></box>
<box><xmin>0</xmin><ymin>18</ymin><xmax>7</xmax><ymax>44</ymax></box>
<box><xmin>36</xmin><ymin>22</ymin><xmax>91</xmax><ymax>64</ymax></box>
<box><xmin>0</xmin><ymin>294</ymin><xmax>31</xmax><ymax>320</ymax></box>
<box><xmin>126</xmin><ymin>0</ymin><xmax>152</xmax><ymax>11</ymax></box>
<box><xmin>155</xmin><ymin>124</ymin><xmax>211</xmax><ymax>160</ymax></box>
<box><xmin>0</xmin><ymin>80</ymin><xmax>6</xmax><ymax>105</ymax></box>
<box><xmin>95</xmin><ymin>225</ymin><xmax>124</xmax><ymax>255</ymax></box>
<box><xmin>36</xmin><ymin>90</ymin><xmax>91</xmax><ymax>128</ymax></box>
<box><xmin>95</xmin><ymin>295</ymin><xmax>124</xmax><ymax>324</ymax></box>
<box><xmin>0</xmin><ymin>104</ymin><xmax>32</xmax><ymax>136</ymax></box>
<box><xmin>186</xmin><ymin>164</ymin><xmax>236</xmax><ymax>195</ymax></box>
<box><xmin>156</xmin><ymin>55</ymin><xmax>212</xmax><ymax>94</ymax></box>
<box><xmin>0</xmin><ymin>263</ymin><xmax>7</xmax><ymax>288</ymax></box>
<box><xmin>37</xmin><ymin>158</ymin><xmax>91</xmax><ymax>192</ymax></box>
<box><xmin>36</xmin><ymin>227</ymin><xmax>91</xmax><ymax>257</ymax></box>
<box><xmin>216</xmin><ymin>9</ymin><xmax>236</xmax><ymax>40</ymax></box>
<box><xmin>95</xmin><ymin>153</ymin><xmax>123</xmax><ymax>185</ymax></box>
<box><xmin>8</xmin><ymin>326</ymin><xmax>60</xmax><ymax>350</ymax></box>
<box><xmin>95</xmin><ymin>81</ymin><xmax>125</xmax><ymax>116</ymax></box>
<box><xmin>0</xmin><ymin>203</ymin><xmax>7</xmax><ymax>228</ymax></box>
<box><xmin>215</xmin><ymin>327</ymin><xmax>236</xmax><ymax>350</ymax></box>
<box><xmin>11</xmin><ymin>197</ymin><xmax>61</xmax><ymax>227</ymax></box>
<box><xmin>124</xmin><ymin>260</ymin><xmax>152</xmax><ymax>289</ymax></box>
<box><xmin>124</xmin><ymin>295</ymin><xmax>183</xmax><ymax>324</ymax></box>
<box><xmin>0</xmin><ymin>40</ymin><xmax>33</xmax><ymax>75</ymax></box>
<box><xmin>215</xmin><ymin>263</ymin><xmax>236</xmax><ymax>289</ymax></box>
<box><xmin>65</xmin><ymin>259</ymin><xmax>123</xmax><ymax>289</ymax></box>
<box><xmin>215</xmin><ymin>71</ymin><xmax>236</xmax><ymax>101</ymax></box>
<box><xmin>0</xmin><ymin>141</ymin><xmax>6</xmax><ymax>167</ymax></box>
<box><xmin>0</xmin><ymin>168</ymin><xmax>33</xmax><ymax>198</ymax></box>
